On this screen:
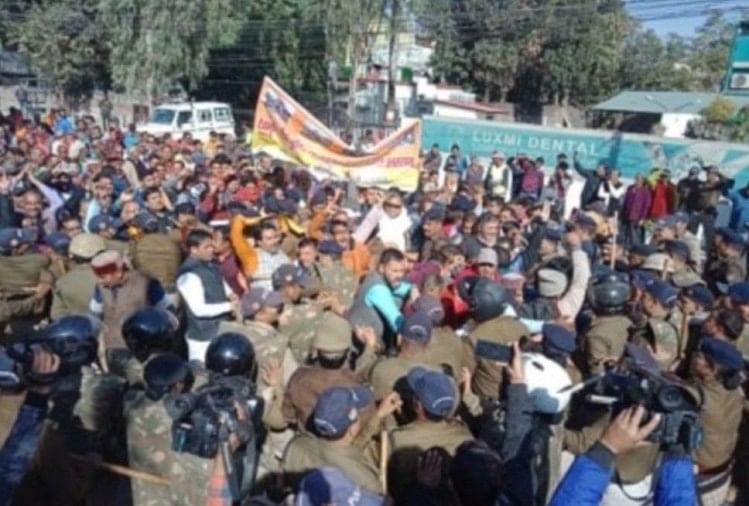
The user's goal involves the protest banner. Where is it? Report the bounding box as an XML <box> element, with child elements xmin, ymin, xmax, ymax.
<box><xmin>251</xmin><ymin>77</ymin><xmax>421</xmax><ymax>191</ymax></box>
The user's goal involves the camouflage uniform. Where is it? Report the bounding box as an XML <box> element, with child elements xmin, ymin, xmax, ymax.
<box><xmin>278</xmin><ymin>302</ymin><xmax>325</xmax><ymax>364</ymax></box>
<box><xmin>630</xmin><ymin>318</ymin><xmax>679</xmax><ymax>370</ymax></box>
<box><xmin>124</xmin><ymin>389</ymin><xmax>213</xmax><ymax>506</ymax></box>
<box><xmin>317</xmin><ymin>262</ymin><xmax>357</xmax><ymax>311</ymax></box>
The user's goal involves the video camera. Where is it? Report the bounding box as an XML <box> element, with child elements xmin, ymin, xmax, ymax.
<box><xmin>0</xmin><ymin>339</ymin><xmax>96</xmax><ymax>392</ymax></box>
<box><xmin>165</xmin><ymin>375</ymin><xmax>264</xmax><ymax>501</ymax></box>
<box><xmin>589</xmin><ymin>356</ymin><xmax>703</xmax><ymax>451</ymax></box>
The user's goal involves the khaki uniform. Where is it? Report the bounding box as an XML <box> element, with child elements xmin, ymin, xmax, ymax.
<box><xmin>468</xmin><ymin>316</ymin><xmax>529</xmax><ymax>400</ymax></box>
<box><xmin>282</xmin><ymin>432</ymin><xmax>381</xmax><ymax>493</ymax></box>
<box><xmin>51</xmin><ymin>263</ymin><xmax>98</xmax><ymax>320</ymax></box>
<box><xmin>282</xmin><ymin>366</ymin><xmax>359</xmax><ymax>428</ymax></box>
<box><xmin>421</xmin><ymin>326</ymin><xmax>467</xmax><ymax>380</ymax></box>
<box><xmin>692</xmin><ymin>379</ymin><xmax>743</xmax><ymax>506</ymax></box>
<box><xmin>0</xmin><ymin>252</ymin><xmax>52</xmax><ymax>330</ymax></box>
<box><xmin>104</xmin><ymin>238</ymin><xmax>130</xmax><ymax>256</ymax></box>
<box><xmin>279</xmin><ymin>302</ymin><xmax>325</xmax><ymax>364</ymax></box>
<box><xmin>368</xmin><ymin>355</ymin><xmax>439</xmax><ymax>401</ymax></box>
<box><xmin>582</xmin><ymin>315</ymin><xmax>633</xmax><ymax>375</ymax></box>
<box><xmin>124</xmin><ymin>390</ymin><xmax>211</xmax><ymax>506</ymax></box>
<box><xmin>677</xmin><ymin>230</ymin><xmax>704</xmax><ymax>272</ymax></box>
<box><xmin>317</xmin><ymin>262</ymin><xmax>357</xmax><ymax>310</ymax></box>
<box><xmin>130</xmin><ymin>233</ymin><xmax>183</xmax><ymax>293</ymax></box>
<box><xmin>388</xmin><ymin>419</ymin><xmax>473</xmax><ymax>502</ymax></box>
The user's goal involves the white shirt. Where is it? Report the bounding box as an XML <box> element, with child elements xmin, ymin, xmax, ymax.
<box><xmin>176</xmin><ymin>272</ymin><xmax>233</xmax><ymax>318</ymax></box>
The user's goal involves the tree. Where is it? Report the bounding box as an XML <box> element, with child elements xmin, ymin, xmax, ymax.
<box><xmin>10</xmin><ymin>0</ymin><xmax>109</xmax><ymax>104</ymax></box>
<box><xmin>98</xmin><ymin>0</ymin><xmax>249</xmax><ymax>105</ymax></box>
<box><xmin>688</xmin><ymin>11</ymin><xmax>735</xmax><ymax>91</ymax></box>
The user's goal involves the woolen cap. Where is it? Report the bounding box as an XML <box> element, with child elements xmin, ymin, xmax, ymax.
<box><xmin>537</xmin><ymin>268</ymin><xmax>567</xmax><ymax>298</ymax></box>
<box><xmin>476</xmin><ymin>248</ymin><xmax>498</xmax><ymax>267</ymax></box>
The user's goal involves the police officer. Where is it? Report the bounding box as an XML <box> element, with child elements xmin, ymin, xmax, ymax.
<box><xmin>630</xmin><ymin>280</ymin><xmax>680</xmax><ymax>369</ymax></box>
<box><xmin>387</xmin><ymin>367</ymin><xmax>473</xmax><ymax>503</ymax></box>
<box><xmin>51</xmin><ymin>233</ymin><xmax>105</xmax><ymax>319</ymax></box>
<box><xmin>121</xmin><ymin>307</ymin><xmax>176</xmax><ymax>384</ymax></box>
<box><xmin>124</xmin><ymin>353</ymin><xmax>197</xmax><ymax>506</ymax></box>
<box><xmin>582</xmin><ymin>273</ymin><xmax>632</xmax><ymax>375</ymax></box>
<box><xmin>88</xmin><ymin>213</ymin><xmax>128</xmax><ymax>255</ymax></box>
<box><xmin>367</xmin><ymin>311</ymin><xmax>439</xmax><ymax>401</ymax></box>
<box><xmin>44</xmin><ymin>231</ymin><xmax>71</xmax><ymax>281</ymax></box>
<box><xmin>274</xmin><ymin>263</ymin><xmax>324</xmax><ymax>363</ymax></box>
<box><xmin>282</xmin><ymin>313</ymin><xmax>360</xmax><ymax>429</ymax></box>
<box><xmin>704</xmin><ymin>228</ymin><xmax>745</xmax><ymax>294</ymax></box>
<box><xmin>129</xmin><ymin>211</ymin><xmax>183</xmax><ymax>300</ymax></box>
<box><xmin>690</xmin><ymin>337</ymin><xmax>744</xmax><ymax>505</ymax></box>
<box><xmin>315</xmin><ymin>239</ymin><xmax>357</xmax><ymax>315</ymax></box>
<box><xmin>0</xmin><ymin>228</ymin><xmax>53</xmax><ymax>336</ymax></box>
<box><xmin>467</xmin><ymin>279</ymin><xmax>528</xmax><ymax>399</ymax></box>
<box><xmin>411</xmin><ymin>294</ymin><xmax>468</xmax><ymax>381</ymax></box>
<box><xmin>216</xmin><ymin>286</ymin><xmax>292</xmax><ymax>379</ymax></box>
<box><xmin>282</xmin><ymin>385</ymin><xmax>388</xmax><ymax>494</ymax></box>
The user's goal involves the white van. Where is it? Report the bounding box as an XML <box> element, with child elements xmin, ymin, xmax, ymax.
<box><xmin>137</xmin><ymin>101</ymin><xmax>235</xmax><ymax>142</ymax></box>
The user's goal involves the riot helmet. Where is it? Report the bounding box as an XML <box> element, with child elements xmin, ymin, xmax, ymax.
<box><xmin>122</xmin><ymin>307</ymin><xmax>174</xmax><ymax>363</ymax></box>
<box><xmin>589</xmin><ymin>274</ymin><xmax>631</xmax><ymax>314</ymax></box>
<box><xmin>143</xmin><ymin>352</ymin><xmax>194</xmax><ymax>401</ymax></box>
<box><xmin>470</xmin><ymin>278</ymin><xmax>510</xmax><ymax>323</ymax></box>
<box><xmin>45</xmin><ymin>315</ymin><xmax>98</xmax><ymax>373</ymax></box>
<box><xmin>205</xmin><ymin>333</ymin><xmax>256</xmax><ymax>377</ymax></box>
<box><xmin>523</xmin><ymin>352</ymin><xmax>573</xmax><ymax>415</ymax></box>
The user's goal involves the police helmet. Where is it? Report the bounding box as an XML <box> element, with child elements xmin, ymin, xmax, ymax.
<box><xmin>46</xmin><ymin>315</ymin><xmax>98</xmax><ymax>370</ymax></box>
<box><xmin>205</xmin><ymin>333</ymin><xmax>256</xmax><ymax>377</ymax></box>
<box><xmin>470</xmin><ymin>278</ymin><xmax>510</xmax><ymax>323</ymax></box>
<box><xmin>122</xmin><ymin>307</ymin><xmax>174</xmax><ymax>363</ymax></box>
<box><xmin>143</xmin><ymin>352</ymin><xmax>193</xmax><ymax>401</ymax></box>
<box><xmin>589</xmin><ymin>276</ymin><xmax>631</xmax><ymax>313</ymax></box>
<box><xmin>523</xmin><ymin>352</ymin><xmax>573</xmax><ymax>414</ymax></box>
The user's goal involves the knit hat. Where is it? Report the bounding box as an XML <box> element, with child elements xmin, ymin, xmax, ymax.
<box><xmin>537</xmin><ymin>269</ymin><xmax>568</xmax><ymax>298</ymax></box>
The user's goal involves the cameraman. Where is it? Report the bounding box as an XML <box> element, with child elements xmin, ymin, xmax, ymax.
<box><xmin>689</xmin><ymin>337</ymin><xmax>744</xmax><ymax>505</ymax></box>
<box><xmin>551</xmin><ymin>406</ymin><xmax>696</xmax><ymax>506</ymax></box>
<box><xmin>0</xmin><ymin>348</ymin><xmax>60</xmax><ymax>506</ymax></box>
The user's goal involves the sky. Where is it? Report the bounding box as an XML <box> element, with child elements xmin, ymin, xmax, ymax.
<box><xmin>627</xmin><ymin>0</ymin><xmax>747</xmax><ymax>38</ymax></box>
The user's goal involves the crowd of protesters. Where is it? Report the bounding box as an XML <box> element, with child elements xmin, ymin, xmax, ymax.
<box><xmin>0</xmin><ymin>103</ymin><xmax>748</xmax><ymax>506</ymax></box>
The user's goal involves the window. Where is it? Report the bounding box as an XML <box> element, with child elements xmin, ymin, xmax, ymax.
<box><xmin>151</xmin><ymin>108</ymin><xmax>176</xmax><ymax>125</ymax></box>
<box><xmin>198</xmin><ymin>109</ymin><xmax>213</xmax><ymax>124</ymax></box>
<box><xmin>177</xmin><ymin>111</ymin><xmax>192</xmax><ymax>127</ymax></box>
<box><xmin>214</xmin><ymin>107</ymin><xmax>232</xmax><ymax>122</ymax></box>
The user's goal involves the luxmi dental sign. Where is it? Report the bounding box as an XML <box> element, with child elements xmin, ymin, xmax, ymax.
<box><xmin>470</xmin><ymin>130</ymin><xmax>600</xmax><ymax>157</ymax></box>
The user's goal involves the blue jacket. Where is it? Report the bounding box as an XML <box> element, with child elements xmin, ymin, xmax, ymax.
<box><xmin>549</xmin><ymin>443</ymin><xmax>696</xmax><ymax>506</ymax></box>
<box><xmin>0</xmin><ymin>392</ymin><xmax>49</xmax><ymax>506</ymax></box>
<box><xmin>729</xmin><ymin>188</ymin><xmax>749</xmax><ymax>230</ymax></box>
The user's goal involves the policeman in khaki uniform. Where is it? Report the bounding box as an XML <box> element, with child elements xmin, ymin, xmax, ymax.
<box><xmin>0</xmin><ymin>227</ymin><xmax>53</xmax><ymax>336</ymax></box>
<box><xmin>466</xmin><ymin>280</ymin><xmax>529</xmax><ymax>400</ymax></box>
<box><xmin>387</xmin><ymin>367</ymin><xmax>473</xmax><ymax>503</ymax></box>
<box><xmin>50</xmin><ymin>233</ymin><xmax>105</xmax><ymax>320</ymax></box>
<box><xmin>273</xmin><ymin>263</ymin><xmax>325</xmax><ymax>363</ymax></box>
<box><xmin>630</xmin><ymin>280</ymin><xmax>680</xmax><ymax>370</ymax></box>
<box><xmin>367</xmin><ymin>311</ymin><xmax>441</xmax><ymax>401</ymax></box>
<box><xmin>282</xmin><ymin>386</ymin><xmax>383</xmax><ymax>494</ymax></box>
<box><xmin>43</xmin><ymin>231</ymin><xmax>72</xmax><ymax>282</ymax></box>
<box><xmin>283</xmin><ymin>312</ymin><xmax>361</xmax><ymax>429</ymax></box>
<box><xmin>412</xmin><ymin>294</ymin><xmax>468</xmax><ymax>380</ymax></box>
<box><xmin>89</xmin><ymin>213</ymin><xmax>129</xmax><ymax>256</ymax></box>
<box><xmin>704</xmin><ymin>228</ymin><xmax>746</xmax><ymax>295</ymax></box>
<box><xmin>582</xmin><ymin>275</ymin><xmax>633</xmax><ymax>375</ymax></box>
<box><xmin>689</xmin><ymin>337</ymin><xmax>744</xmax><ymax>506</ymax></box>
<box><xmin>315</xmin><ymin>239</ymin><xmax>358</xmax><ymax>314</ymax></box>
<box><xmin>129</xmin><ymin>211</ymin><xmax>183</xmax><ymax>298</ymax></box>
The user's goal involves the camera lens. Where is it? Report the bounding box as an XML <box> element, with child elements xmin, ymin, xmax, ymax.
<box><xmin>657</xmin><ymin>385</ymin><xmax>684</xmax><ymax>412</ymax></box>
